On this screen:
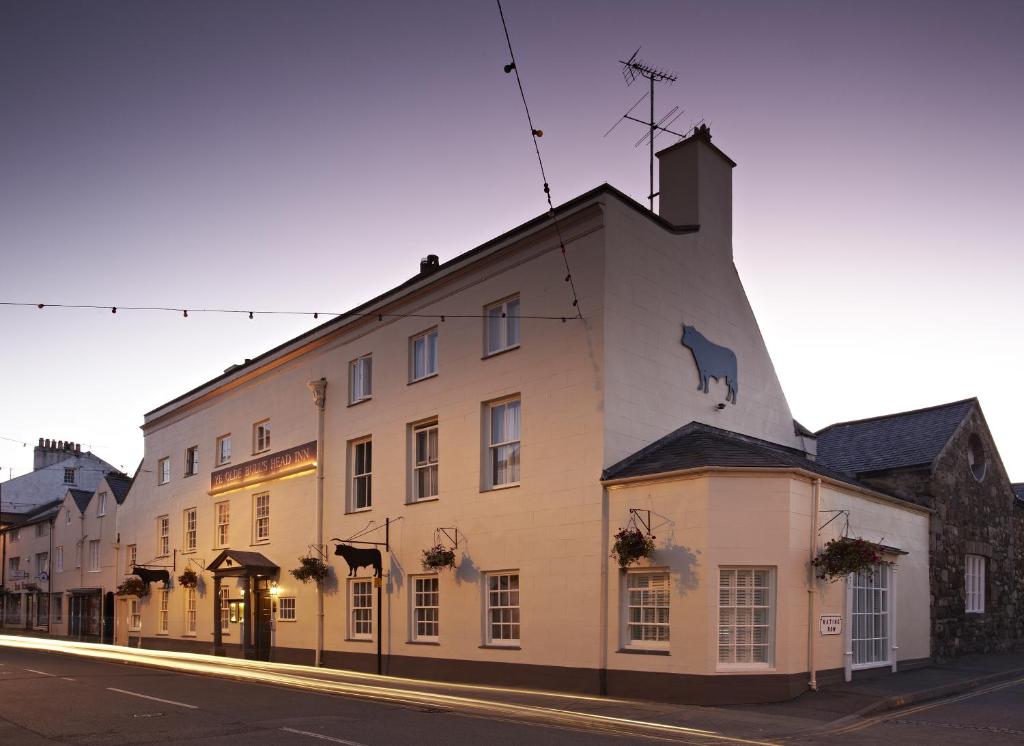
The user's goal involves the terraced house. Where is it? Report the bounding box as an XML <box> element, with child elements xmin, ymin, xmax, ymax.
<box><xmin>113</xmin><ymin>127</ymin><xmax>935</xmax><ymax>704</ymax></box>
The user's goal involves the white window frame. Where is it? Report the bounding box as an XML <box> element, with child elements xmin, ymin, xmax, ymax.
<box><xmin>65</xmin><ymin>508</ymin><xmax>71</xmax><ymax>525</ymax></box>
<box><xmin>215</xmin><ymin>501</ymin><xmax>230</xmax><ymax>548</ymax></box>
<box><xmin>253</xmin><ymin>419</ymin><xmax>271</xmax><ymax>454</ymax></box>
<box><xmin>965</xmin><ymin>554</ymin><xmax>985</xmax><ymax>614</ymax></box>
<box><xmin>157</xmin><ymin>515</ymin><xmax>170</xmax><ymax>556</ymax></box>
<box><xmin>848</xmin><ymin>564</ymin><xmax>892</xmax><ymax>670</ymax></box>
<box><xmin>184</xmin><ymin>587</ymin><xmax>197</xmax><ymax>636</ymax></box>
<box><xmin>158</xmin><ymin>590</ymin><xmax>169</xmax><ymax>634</ymax></box>
<box><xmin>349</xmin><ymin>354</ymin><xmax>373</xmax><ymax>404</ymax></box>
<box><xmin>183</xmin><ymin>507</ymin><xmax>197</xmax><ymax>552</ymax></box>
<box><xmin>36</xmin><ymin>522</ymin><xmax>49</xmax><ymax>537</ymax></box>
<box><xmin>126</xmin><ymin>544</ymin><xmax>137</xmax><ymax>574</ymax></box>
<box><xmin>96</xmin><ymin>492</ymin><xmax>107</xmax><ymax>517</ymax></box>
<box><xmin>350</xmin><ymin>438</ymin><xmax>372</xmax><ymax>511</ymax></box>
<box><xmin>349</xmin><ymin>578</ymin><xmax>373</xmax><ymax>640</ymax></box>
<box><xmin>253</xmin><ymin>492</ymin><xmax>270</xmax><ymax>543</ymax></box>
<box><xmin>217</xmin><ymin>433</ymin><xmax>232</xmax><ymax>465</ymax></box>
<box><xmin>410</xmin><ymin>328</ymin><xmax>439</xmax><ymax>382</ymax></box>
<box><xmin>88</xmin><ymin>539</ymin><xmax>101</xmax><ymax>573</ymax></box>
<box><xmin>220</xmin><ymin>587</ymin><xmax>230</xmax><ymax>633</ymax></box>
<box><xmin>484</xmin><ymin>295</ymin><xmax>520</xmax><ymax>356</ymax></box>
<box><xmin>717</xmin><ymin>567</ymin><xmax>775</xmax><ymax>670</ymax></box>
<box><xmin>185</xmin><ymin>445</ymin><xmax>199</xmax><ymax>477</ymax></box>
<box><xmin>128</xmin><ymin>598</ymin><xmax>142</xmax><ymax>632</ymax></box>
<box><xmin>411</xmin><ymin>575</ymin><xmax>440</xmax><ymax>642</ymax></box>
<box><xmin>279</xmin><ymin>597</ymin><xmax>297</xmax><ymax>622</ymax></box>
<box><xmin>411</xmin><ymin>421</ymin><xmax>439</xmax><ymax>502</ymax></box>
<box><xmin>36</xmin><ymin>551</ymin><xmax>49</xmax><ymax>579</ymax></box>
<box><xmin>622</xmin><ymin>570</ymin><xmax>670</xmax><ymax>650</ymax></box>
<box><xmin>63</xmin><ymin>467</ymin><xmax>75</xmax><ymax>484</ymax></box>
<box><xmin>158</xmin><ymin>457</ymin><xmax>170</xmax><ymax>485</ymax></box>
<box><xmin>55</xmin><ymin>546</ymin><xmax>64</xmax><ymax>573</ymax></box>
<box><xmin>485</xmin><ymin>397</ymin><xmax>521</xmax><ymax>489</ymax></box>
<box><xmin>485</xmin><ymin>571</ymin><xmax>520</xmax><ymax>646</ymax></box>
<box><xmin>74</xmin><ymin>544</ymin><xmax>81</xmax><ymax>568</ymax></box>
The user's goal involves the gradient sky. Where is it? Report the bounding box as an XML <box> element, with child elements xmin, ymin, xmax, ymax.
<box><xmin>1</xmin><ymin>1</ymin><xmax>1022</xmax><ymax>482</ymax></box>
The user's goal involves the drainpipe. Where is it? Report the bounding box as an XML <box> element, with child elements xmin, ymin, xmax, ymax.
<box><xmin>807</xmin><ymin>477</ymin><xmax>821</xmax><ymax>691</ymax></box>
<box><xmin>598</xmin><ymin>485</ymin><xmax>610</xmax><ymax>695</ymax></box>
<box><xmin>308</xmin><ymin>377</ymin><xmax>327</xmax><ymax>667</ymax></box>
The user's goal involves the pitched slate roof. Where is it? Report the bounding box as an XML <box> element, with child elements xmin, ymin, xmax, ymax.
<box><xmin>815</xmin><ymin>398</ymin><xmax>976</xmax><ymax>476</ymax></box>
<box><xmin>206</xmin><ymin>549</ymin><xmax>279</xmax><ymax>573</ymax></box>
<box><xmin>68</xmin><ymin>488</ymin><xmax>93</xmax><ymax>514</ymax></box>
<box><xmin>1013</xmin><ymin>484</ymin><xmax>1024</xmax><ymax>503</ymax></box>
<box><xmin>105</xmin><ymin>473</ymin><xmax>133</xmax><ymax>504</ymax></box>
<box><xmin>601</xmin><ymin>421</ymin><xmax>874</xmax><ymax>493</ymax></box>
<box><xmin>11</xmin><ymin>499</ymin><xmax>63</xmax><ymax>528</ymax></box>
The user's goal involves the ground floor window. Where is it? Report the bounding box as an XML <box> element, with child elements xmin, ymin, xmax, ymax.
<box><xmin>718</xmin><ymin>567</ymin><xmax>774</xmax><ymax>666</ymax></box>
<box><xmin>51</xmin><ymin>593</ymin><xmax>63</xmax><ymax>624</ymax></box>
<box><xmin>184</xmin><ymin>588</ymin><xmax>197</xmax><ymax>635</ymax></box>
<box><xmin>349</xmin><ymin>579</ymin><xmax>373</xmax><ymax>640</ymax></box>
<box><xmin>486</xmin><ymin>572</ymin><xmax>520</xmax><ymax>645</ymax></box>
<box><xmin>965</xmin><ymin>554</ymin><xmax>985</xmax><ymax>613</ymax></box>
<box><xmin>158</xmin><ymin>590</ymin><xmax>169</xmax><ymax>634</ymax></box>
<box><xmin>851</xmin><ymin>564</ymin><xmax>890</xmax><ymax>666</ymax></box>
<box><xmin>220</xmin><ymin>587</ymin><xmax>230</xmax><ymax>633</ymax></box>
<box><xmin>5</xmin><ymin>594</ymin><xmax>22</xmax><ymax>624</ymax></box>
<box><xmin>35</xmin><ymin>594</ymin><xmax>49</xmax><ymax>627</ymax></box>
<box><xmin>279</xmin><ymin>597</ymin><xmax>296</xmax><ymax>622</ymax></box>
<box><xmin>624</xmin><ymin>571</ymin><xmax>670</xmax><ymax>649</ymax></box>
<box><xmin>412</xmin><ymin>576</ymin><xmax>439</xmax><ymax>641</ymax></box>
<box><xmin>129</xmin><ymin>598</ymin><xmax>142</xmax><ymax>632</ymax></box>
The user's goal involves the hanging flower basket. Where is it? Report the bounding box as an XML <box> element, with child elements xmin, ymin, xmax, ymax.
<box><xmin>812</xmin><ymin>537</ymin><xmax>886</xmax><ymax>582</ymax></box>
<box><xmin>421</xmin><ymin>544</ymin><xmax>456</xmax><ymax>571</ymax></box>
<box><xmin>611</xmin><ymin>526</ymin><xmax>656</xmax><ymax>568</ymax></box>
<box><xmin>116</xmin><ymin>576</ymin><xmax>149</xmax><ymax>598</ymax></box>
<box><xmin>290</xmin><ymin>556</ymin><xmax>330</xmax><ymax>584</ymax></box>
<box><xmin>178</xmin><ymin>568</ymin><xmax>199</xmax><ymax>588</ymax></box>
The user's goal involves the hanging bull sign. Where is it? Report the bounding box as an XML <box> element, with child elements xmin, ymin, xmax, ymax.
<box><xmin>334</xmin><ymin>544</ymin><xmax>383</xmax><ymax>577</ymax></box>
<box><xmin>681</xmin><ymin>325</ymin><xmax>738</xmax><ymax>404</ymax></box>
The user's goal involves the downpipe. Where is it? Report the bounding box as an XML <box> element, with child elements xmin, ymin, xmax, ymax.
<box><xmin>807</xmin><ymin>477</ymin><xmax>821</xmax><ymax>691</ymax></box>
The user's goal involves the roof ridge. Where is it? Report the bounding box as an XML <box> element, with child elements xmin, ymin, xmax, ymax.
<box><xmin>816</xmin><ymin>397</ymin><xmax>977</xmax><ymax>435</ymax></box>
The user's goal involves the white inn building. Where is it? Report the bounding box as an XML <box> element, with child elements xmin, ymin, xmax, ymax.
<box><xmin>113</xmin><ymin>127</ymin><xmax>931</xmax><ymax>704</ymax></box>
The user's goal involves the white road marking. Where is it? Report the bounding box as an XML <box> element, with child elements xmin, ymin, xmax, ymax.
<box><xmin>24</xmin><ymin>669</ymin><xmax>55</xmax><ymax>676</ymax></box>
<box><xmin>61</xmin><ymin>677</ymin><xmax>76</xmax><ymax>682</ymax></box>
<box><xmin>280</xmin><ymin>727</ymin><xmax>369</xmax><ymax>745</ymax></box>
<box><xmin>107</xmin><ymin>687</ymin><xmax>198</xmax><ymax>709</ymax></box>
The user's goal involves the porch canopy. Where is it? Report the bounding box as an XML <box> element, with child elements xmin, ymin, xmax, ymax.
<box><xmin>206</xmin><ymin>549</ymin><xmax>279</xmax><ymax>657</ymax></box>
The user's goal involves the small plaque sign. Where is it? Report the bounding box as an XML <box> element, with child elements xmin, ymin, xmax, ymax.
<box><xmin>209</xmin><ymin>441</ymin><xmax>317</xmax><ymax>495</ymax></box>
<box><xmin>820</xmin><ymin>614</ymin><xmax>843</xmax><ymax>635</ymax></box>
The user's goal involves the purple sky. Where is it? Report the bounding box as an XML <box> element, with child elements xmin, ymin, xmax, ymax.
<box><xmin>1</xmin><ymin>1</ymin><xmax>1022</xmax><ymax>481</ymax></box>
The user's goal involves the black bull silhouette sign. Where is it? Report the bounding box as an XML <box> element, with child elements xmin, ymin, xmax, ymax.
<box><xmin>681</xmin><ymin>325</ymin><xmax>738</xmax><ymax>404</ymax></box>
<box><xmin>334</xmin><ymin>544</ymin><xmax>383</xmax><ymax>577</ymax></box>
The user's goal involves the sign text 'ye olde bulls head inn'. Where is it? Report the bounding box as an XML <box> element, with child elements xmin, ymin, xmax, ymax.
<box><xmin>209</xmin><ymin>441</ymin><xmax>317</xmax><ymax>495</ymax></box>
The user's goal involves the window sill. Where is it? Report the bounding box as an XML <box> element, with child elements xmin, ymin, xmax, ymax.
<box><xmin>156</xmin><ymin>632</ymin><xmax>169</xmax><ymax>636</ymax></box>
<box><xmin>482</xmin><ymin>345</ymin><xmax>520</xmax><ymax>361</ymax></box>
<box><xmin>481</xmin><ymin>483</ymin><xmax>520</xmax><ymax>493</ymax></box>
<box><xmin>716</xmin><ymin>664</ymin><xmax>775</xmax><ymax>673</ymax></box>
<box><xmin>347</xmin><ymin>397</ymin><xmax>373</xmax><ymax>408</ymax></box>
<box><xmin>346</xmin><ymin>507</ymin><xmax>373</xmax><ymax>515</ymax></box>
<box><xmin>181</xmin><ymin>550</ymin><xmax>196</xmax><ymax>555</ymax></box>
<box><xmin>252</xmin><ymin>449</ymin><xmax>271</xmax><ymax>457</ymax></box>
<box><xmin>345</xmin><ymin>637</ymin><xmax>374</xmax><ymax>643</ymax></box>
<box><xmin>408</xmin><ymin>497</ymin><xmax>440</xmax><ymax>505</ymax></box>
<box><xmin>407</xmin><ymin>640</ymin><xmax>440</xmax><ymax>646</ymax></box>
<box><xmin>408</xmin><ymin>372</ymin><xmax>439</xmax><ymax>386</ymax></box>
<box><xmin>479</xmin><ymin>644</ymin><xmax>521</xmax><ymax>650</ymax></box>
<box><xmin>250</xmin><ymin>541</ymin><xmax>270</xmax><ymax>547</ymax></box>
<box><xmin>617</xmin><ymin>647</ymin><xmax>670</xmax><ymax>656</ymax></box>
<box><xmin>183</xmin><ymin>634</ymin><xmax>197</xmax><ymax>639</ymax></box>
<box><xmin>184</xmin><ymin>473</ymin><xmax>198</xmax><ymax>479</ymax></box>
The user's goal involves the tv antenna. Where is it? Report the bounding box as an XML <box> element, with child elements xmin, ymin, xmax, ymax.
<box><xmin>605</xmin><ymin>48</ymin><xmax>688</xmax><ymax>211</ymax></box>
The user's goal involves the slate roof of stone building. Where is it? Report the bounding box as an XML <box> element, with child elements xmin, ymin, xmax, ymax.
<box><xmin>68</xmin><ymin>488</ymin><xmax>93</xmax><ymax>515</ymax></box>
<box><xmin>11</xmin><ymin>499</ymin><xmax>63</xmax><ymax>527</ymax></box>
<box><xmin>105</xmin><ymin>473</ymin><xmax>133</xmax><ymax>504</ymax></box>
<box><xmin>814</xmin><ymin>398</ymin><xmax>977</xmax><ymax>476</ymax></box>
<box><xmin>601</xmin><ymin>421</ymin><xmax>877</xmax><ymax>493</ymax></box>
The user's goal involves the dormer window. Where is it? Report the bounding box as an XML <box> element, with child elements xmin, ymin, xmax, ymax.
<box><xmin>63</xmin><ymin>468</ymin><xmax>75</xmax><ymax>485</ymax></box>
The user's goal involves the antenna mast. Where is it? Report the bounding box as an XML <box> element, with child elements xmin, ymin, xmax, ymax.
<box><xmin>608</xmin><ymin>48</ymin><xmax>685</xmax><ymax>211</ymax></box>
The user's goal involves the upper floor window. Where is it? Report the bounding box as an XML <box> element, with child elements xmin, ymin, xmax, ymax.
<box><xmin>35</xmin><ymin>552</ymin><xmax>49</xmax><ymax>578</ymax></box>
<box><xmin>350</xmin><ymin>438</ymin><xmax>372</xmax><ymax>511</ymax></box>
<box><xmin>63</xmin><ymin>467</ymin><xmax>75</xmax><ymax>484</ymax></box>
<box><xmin>253</xmin><ymin>492</ymin><xmax>270</xmax><ymax>543</ymax></box>
<box><xmin>485</xmin><ymin>296</ymin><xmax>520</xmax><ymax>356</ymax></box>
<box><xmin>88</xmin><ymin>540</ymin><xmax>101</xmax><ymax>572</ymax></box>
<box><xmin>412</xmin><ymin>421</ymin><xmax>438</xmax><ymax>501</ymax></box>
<box><xmin>96</xmin><ymin>492</ymin><xmax>107</xmax><ymax>517</ymax></box>
<box><xmin>158</xmin><ymin>458</ymin><xmax>170</xmax><ymax>485</ymax></box>
<box><xmin>126</xmin><ymin>544</ymin><xmax>136</xmax><ymax>574</ymax></box>
<box><xmin>8</xmin><ymin>557</ymin><xmax>20</xmax><ymax>573</ymax></box>
<box><xmin>9</xmin><ymin>528</ymin><xmax>19</xmax><ymax>543</ymax></box>
<box><xmin>216</xmin><ymin>434</ymin><xmax>232</xmax><ymax>465</ymax></box>
<box><xmin>486</xmin><ymin>397</ymin><xmax>521</xmax><ymax>488</ymax></box>
<box><xmin>185</xmin><ymin>446</ymin><xmax>199</xmax><ymax>477</ymax></box>
<box><xmin>36</xmin><ymin>522</ymin><xmax>48</xmax><ymax>537</ymax></box>
<box><xmin>349</xmin><ymin>355</ymin><xmax>373</xmax><ymax>404</ymax></box>
<box><xmin>183</xmin><ymin>508</ymin><xmax>197</xmax><ymax>552</ymax></box>
<box><xmin>65</xmin><ymin>509</ymin><xmax>71</xmax><ymax>524</ymax></box>
<box><xmin>55</xmin><ymin>546</ymin><xmax>64</xmax><ymax>573</ymax></box>
<box><xmin>966</xmin><ymin>554</ymin><xmax>986</xmax><ymax>613</ymax></box>
<box><xmin>410</xmin><ymin>329</ymin><xmax>438</xmax><ymax>382</ymax></box>
<box><xmin>215</xmin><ymin>501</ymin><xmax>230</xmax><ymax>548</ymax></box>
<box><xmin>157</xmin><ymin>515</ymin><xmax>170</xmax><ymax>556</ymax></box>
<box><xmin>253</xmin><ymin>420</ymin><xmax>271</xmax><ymax>454</ymax></box>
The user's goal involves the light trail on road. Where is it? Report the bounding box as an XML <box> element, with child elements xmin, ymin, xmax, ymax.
<box><xmin>0</xmin><ymin>635</ymin><xmax>779</xmax><ymax>745</ymax></box>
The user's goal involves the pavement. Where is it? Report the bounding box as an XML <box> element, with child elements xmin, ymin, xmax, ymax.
<box><xmin>2</xmin><ymin>633</ymin><xmax>1024</xmax><ymax>743</ymax></box>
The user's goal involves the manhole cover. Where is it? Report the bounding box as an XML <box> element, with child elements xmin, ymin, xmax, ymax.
<box><xmin>132</xmin><ymin>713</ymin><xmax>165</xmax><ymax>719</ymax></box>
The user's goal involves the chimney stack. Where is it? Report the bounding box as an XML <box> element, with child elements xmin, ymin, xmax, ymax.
<box><xmin>34</xmin><ymin>436</ymin><xmax>83</xmax><ymax>471</ymax></box>
<box><xmin>419</xmin><ymin>254</ymin><xmax>440</xmax><ymax>276</ymax></box>
<box><xmin>656</xmin><ymin>124</ymin><xmax>736</xmax><ymax>255</ymax></box>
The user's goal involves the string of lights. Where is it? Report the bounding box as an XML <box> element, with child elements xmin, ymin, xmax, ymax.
<box><xmin>495</xmin><ymin>0</ymin><xmax>584</xmax><ymax>320</ymax></box>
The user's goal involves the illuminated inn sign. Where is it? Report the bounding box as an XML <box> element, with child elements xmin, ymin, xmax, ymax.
<box><xmin>209</xmin><ymin>441</ymin><xmax>317</xmax><ymax>496</ymax></box>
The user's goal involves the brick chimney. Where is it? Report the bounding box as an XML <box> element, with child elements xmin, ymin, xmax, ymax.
<box><xmin>656</xmin><ymin>124</ymin><xmax>736</xmax><ymax>254</ymax></box>
<box><xmin>34</xmin><ymin>437</ymin><xmax>80</xmax><ymax>471</ymax></box>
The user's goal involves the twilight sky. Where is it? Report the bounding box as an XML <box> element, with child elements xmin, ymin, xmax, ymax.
<box><xmin>1</xmin><ymin>1</ymin><xmax>1022</xmax><ymax>482</ymax></box>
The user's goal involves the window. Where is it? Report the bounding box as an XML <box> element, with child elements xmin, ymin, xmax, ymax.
<box><xmin>158</xmin><ymin>590</ymin><xmax>169</xmax><ymax>634</ymax></box>
<box><xmin>126</xmin><ymin>544</ymin><xmax>136</xmax><ymax>574</ymax></box>
<box><xmin>850</xmin><ymin>564</ymin><xmax>891</xmax><ymax>667</ymax></box>
<box><xmin>157</xmin><ymin>515</ymin><xmax>170</xmax><ymax>556</ymax></box>
<box><xmin>485</xmin><ymin>296</ymin><xmax>520</xmax><ymax>355</ymax></box>
<box><xmin>36</xmin><ymin>522</ymin><xmax>48</xmax><ymax>537</ymax></box>
<box><xmin>129</xmin><ymin>598</ymin><xmax>141</xmax><ymax>632</ymax></box>
<box><xmin>8</xmin><ymin>557</ymin><xmax>19</xmax><ymax>574</ymax></box>
<box><xmin>253</xmin><ymin>420</ymin><xmax>271</xmax><ymax>454</ymax></box>
<box><xmin>718</xmin><ymin>568</ymin><xmax>774</xmax><ymax>667</ymax></box>
<box><xmin>966</xmin><ymin>554</ymin><xmax>985</xmax><ymax>613</ymax></box>
<box><xmin>968</xmin><ymin>433</ymin><xmax>987</xmax><ymax>482</ymax></box>
<box><xmin>184</xmin><ymin>588</ymin><xmax>197</xmax><ymax>635</ymax></box>
<box><xmin>185</xmin><ymin>446</ymin><xmax>199</xmax><ymax>476</ymax></box>
<box><xmin>97</xmin><ymin>492</ymin><xmax>107</xmax><ymax>517</ymax></box>
<box><xmin>253</xmin><ymin>493</ymin><xmax>270</xmax><ymax>543</ymax></box>
<box><xmin>215</xmin><ymin>501</ymin><xmax>230</xmax><ymax>547</ymax></box>
<box><xmin>55</xmin><ymin>546</ymin><xmax>64</xmax><ymax>573</ymax></box>
<box><xmin>412</xmin><ymin>421</ymin><xmax>438</xmax><ymax>501</ymax></box>
<box><xmin>10</xmin><ymin>528</ymin><xmax>18</xmax><ymax>543</ymax></box>
<box><xmin>88</xmin><ymin>540</ymin><xmax>101</xmax><ymax>572</ymax></box>
<box><xmin>351</xmin><ymin>439</ymin><xmax>372</xmax><ymax>511</ymax></box>
<box><xmin>220</xmin><ymin>587</ymin><xmax>230</xmax><ymax>633</ymax></box>
<box><xmin>349</xmin><ymin>355</ymin><xmax>373</xmax><ymax>403</ymax></box>
<box><xmin>486</xmin><ymin>572</ymin><xmax>520</xmax><ymax>645</ymax></box>
<box><xmin>279</xmin><ymin>597</ymin><xmax>297</xmax><ymax>622</ymax></box>
<box><xmin>217</xmin><ymin>434</ymin><xmax>232</xmax><ymax>465</ymax></box>
<box><xmin>35</xmin><ymin>552</ymin><xmax>49</xmax><ymax>578</ymax></box>
<box><xmin>75</xmin><ymin>543</ymin><xmax>81</xmax><ymax>568</ymax></box>
<box><xmin>52</xmin><ymin>594</ymin><xmax>63</xmax><ymax>624</ymax></box>
<box><xmin>487</xmin><ymin>398</ymin><xmax>521</xmax><ymax>488</ymax></box>
<box><xmin>412</xmin><ymin>576</ymin><xmax>439</xmax><ymax>641</ymax></box>
<box><xmin>183</xmin><ymin>507</ymin><xmax>197</xmax><ymax>552</ymax></box>
<box><xmin>410</xmin><ymin>329</ymin><xmax>438</xmax><ymax>381</ymax></box>
<box><xmin>349</xmin><ymin>579</ymin><xmax>373</xmax><ymax>640</ymax></box>
<box><xmin>35</xmin><ymin>594</ymin><xmax>49</xmax><ymax>627</ymax></box>
<box><xmin>624</xmin><ymin>571</ymin><xmax>670</xmax><ymax>649</ymax></box>
<box><xmin>65</xmin><ymin>508</ymin><xmax>71</xmax><ymax>524</ymax></box>
<box><xmin>63</xmin><ymin>467</ymin><xmax>75</xmax><ymax>484</ymax></box>
<box><xmin>158</xmin><ymin>457</ymin><xmax>170</xmax><ymax>485</ymax></box>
